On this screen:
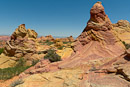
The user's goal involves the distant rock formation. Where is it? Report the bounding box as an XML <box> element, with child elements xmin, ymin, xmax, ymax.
<box><xmin>0</xmin><ymin>36</ymin><xmax>10</xmax><ymax>41</ymax></box>
<box><xmin>113</xmin><ymin>20</ymin><xmax>130</xmax><ymax>28</ymax></box>
<box><xmin>55</xmin><ymin>36</ymin><xmax>75</xmax><ymax>42</ymax></box>
<box><xmin>45</xmin><ymin>35</ymin><xmax>54</xmax><ymax>41</ymax></box>
<box><xmin>38</xmin><ymin>35</ymin><xmax>75</xmax><ymax>43</ymax></box>
<box><xmin>0</xmin><ymin>36</ymin><xmax>10</xmax><ymax>48</ymax></box>
<box><xmin>37</xmin><ymin>35</ymin><xmax>54</xmax><ymax>42</ymax></box>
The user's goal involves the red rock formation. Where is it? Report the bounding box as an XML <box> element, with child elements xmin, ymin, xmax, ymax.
<box><xmin>84</xmin><ymin>2</ymin><xmax>112</xmax><ymax>32</ymax></box>
<box><xmin>74</xmin><ymin>1</ymin><xmax>124</xmax><ymax>61</ymax></box>
<box><xmin>55</xmin><ymin>36</ymin><xmax>75</xmax><ymax>42</ymax></box>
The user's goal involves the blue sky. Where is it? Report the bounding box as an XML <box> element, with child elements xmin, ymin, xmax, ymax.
<box><xmin>0</xmin><ymin>0</ymin><xmax>130</xmax><ymax>37</ymax></box>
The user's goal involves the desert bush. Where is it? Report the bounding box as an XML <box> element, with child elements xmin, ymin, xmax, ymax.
<box><xmin>0</xmin><ymin>58</ymin><xmax>30</xmax><ymax>80</ymax></box>
<box><xmin>39</xmin><ymin>40</ymin><xmax>43</xmax><ymax>43</ymax></box>
<box><xmin>45</xmin><ymin>40</ymin><xmax>54</xmax><ymax>45</ymax></box>
<box><xmin>0</xmin><ymin>48</ymin><xmax>4</xmax><ymax>54</ymax></box>
<box><xmin>10</xmin><ymin>79</ymin><xmax>24</xmax><ymax>87</ymax></box>
<box><xmin>63</xmin><ymin>41</ymin><xmax>72</xmax><ymax>44</ymax></box>
<box><xmin>41</xmin><ymin>40</ymin><xmax>54</xmax><ymax>45</ymax></box>
<box><xmin>32</xmin><ymin>59</ymin><xmax>39</xmax><ymax>66</ymax></box>
<box><xmin>0</xmin><ymin>58</ymin><xmax>38</xmax><ymax>80</ymax></box>
<box><xmin>16</xmin><ymin>58</ymin><xmax>26</xmax><ymax>67</ymax></box>
<box><xmin>44</xmin><ymin>49</ymin><xmax>61</xmax><ymax>62</ymax></box>
<box><xmin>122</xmin><ymin>41</ymin><xmax>130</xmax><ymax>49</ymax></box>
<box><xmin>57</xmin><ymin>46</ymin><xmax>65</xmax><ymax>50</ymax></box>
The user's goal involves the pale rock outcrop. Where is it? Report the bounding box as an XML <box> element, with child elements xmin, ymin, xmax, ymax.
<box><xmin>113</xmin><ymin>20</ymin><xmax>130</xmax><ymax>43</ymax></box>
<box><xmin>56</xmin><ymin>48</ymin><xmax>74</xmax><ymax>59</ymax></box>
<box><xmin>16</xmin><ymin>69</ymin><xmax>84</xmax><ymax>87</ymax></box>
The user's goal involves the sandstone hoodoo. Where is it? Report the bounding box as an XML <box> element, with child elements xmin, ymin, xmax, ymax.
<box><xmin>75</xmin><ymin>1</ymin><xmax>125</xmax><ymax>60</ymax></box>
<box><xmin>4</xmin><ymin>24</ymin><xmax>39</xmax><ymax>57</ymax></box>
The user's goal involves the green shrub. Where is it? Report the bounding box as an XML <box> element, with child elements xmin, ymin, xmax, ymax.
<box><xmin>0</xmin><ymin>58</ymin><xmax>38</xmax><ymax>80</ymax></box>
<box><xmin>39</xmin><ymin>41</ymin><xmax>43</xmax><ymax>43</ymax></box>
<box><xmin>122</xmin><ymin>41</ymin><xmax>130</xmax><ymax>49</ymax></box>
<box><xmin>57</xmin><ymin>46</ymin><xmax>65</xmax><ymax>50</ymax></box>
<box><xmin>0</xmin><ymin>48</ymin><xmax>4</xmax><ymax>54</ymax></box>
<box><xmin>10</xmin><ymin>79</ymin><xmax>24</xmax><ymax>87</ymax></box>
<box><xmin>44</xmin><ymin>49</ymin><xmax>61</xmax><ymax>62</ymax></box>
<box><xmin>63</xmin><ymin>41</ymin><xmax>72</xmax><ymax>44</ymax></box>
<box><xmin>45</xmin><ymin>40</ymin><xmax>54</xmax><ymax>45</ymax></box>
<box><xmin>16</xmin><ymin>58</ymin><xmax>26</xmax><ymax>67</ymax></box>
<box><xmin>32</xmin><ymin>59</ymin><xmax>39</xmax><ymax>66</ymax></box>
<box><xmin>40</xmin><ymin>40</ymin><xmax>54</xmax><ymax>45</ymax></box>
<box><xmin>0</xmin><ymin>65</ymin><xmax>30</xmax><ymax>80</ymax></box>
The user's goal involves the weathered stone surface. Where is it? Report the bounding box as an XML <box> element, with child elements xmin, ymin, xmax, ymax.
<box><xmin>0</xmin><ymin>54</ymin><xmax>16</xmax><ymax>68</ymax></box>
<box><xmin>85</xmin><ymin>74</ymin><xmax>130</xmax><ymax>87</ymax></box>
<box><xmin>16</xmin><ymin>69</ymin><xmax>84</xmax><ymax>87</ymax></box>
